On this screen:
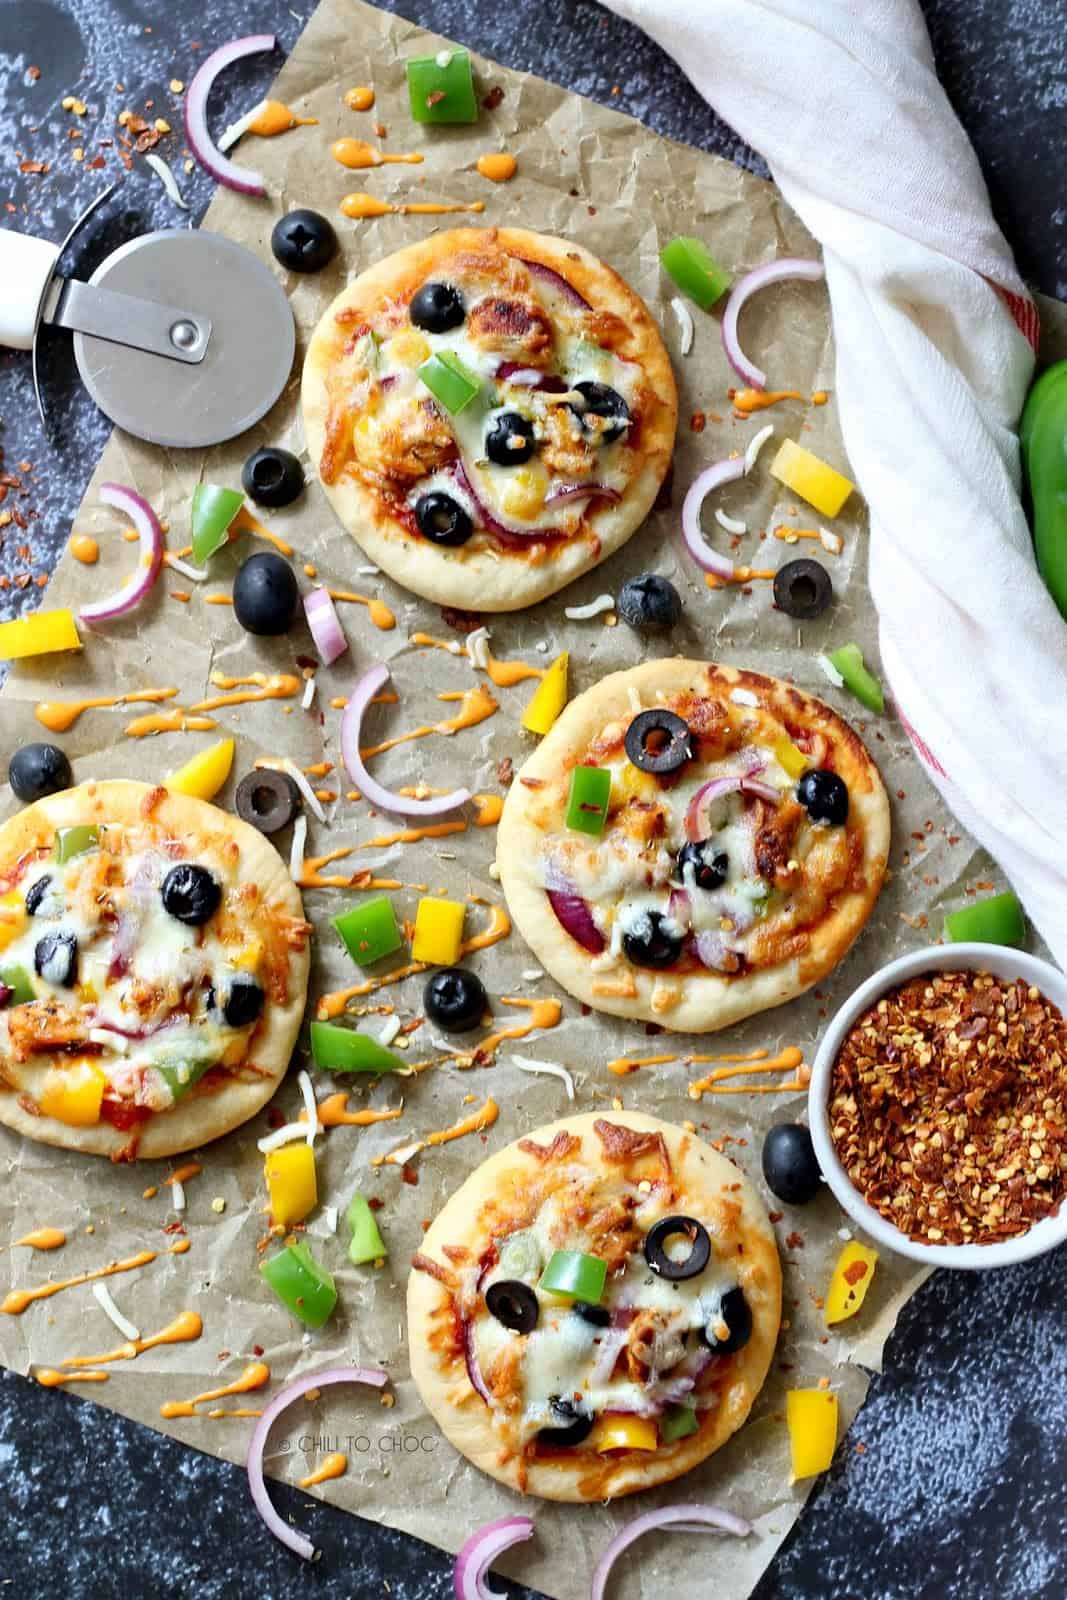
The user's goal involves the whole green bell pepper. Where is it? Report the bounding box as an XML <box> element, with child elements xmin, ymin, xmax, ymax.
<box><xmin>1020</xmin><ymin>360</ymin><xmax>1067</xmax><ymax>621</ymax></box>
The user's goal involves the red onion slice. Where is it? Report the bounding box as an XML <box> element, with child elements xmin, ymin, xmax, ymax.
<box><xmin>246</xmin><ymin>1365</ymin><xmax>387</xmax><ymax>1559</ymax></box>
<box><xmin>80</xmin><ymin>483</ymin><xmax>165</xmax><ymax>624</ymax></box>
<box><xmin>591</xmin><ymin>1505</ymin><xmax>751</xmax><ymax>1600</ymax></box>
<box><xmin>684</xmin><ymin>775</ymin><xmax>779</xmax><ymax>842</ymax></box>
<box><xmin>667</xmin><ymin>887</ymin><xmax>692</xmax><ymax>929</ymax></box>
<box><xmin>722</xmin><ymin>258</ymin><xmax>825</xmax><ymax>390</ymax></box>
<box><xmin>516</xmin><ymin>256</ymin><xmax>590</xmax><ymax>308</ymax></box>
<box><xmin>681</xmin><ymin>457</ymin><xmax>746</xmax><ymax>579</ymax></box>
<box><xmin>463</xmin><ymin>1317</ymin><xmax>494</xmax><ymax>1407</ymax></box>
<box><xmin>693</xmin><ymin>929</ymin><xmax>742</xmax><ymax>974</ymax></box>
<box><xmin>495</xmin><ymin>361</ymin><xmax>568</xmax><ymax>392</ymax></box>
<box><xmin>590</xmin><ymin>1326</ymin><xmax>629</xmax><ymax>1385</ymax></box>
<box><xmin>546</xmin><ymin>888</ymin><xmax>605</xmax><ymax>954</ymax></box>
<box><xmin>340</xmin><ymin>664</ymin><xmax>471</xmax><ymax>819</ymax></box>
<box><xmin>303</xmin><ymin>586</ymin><xmax>348</xmax><ymax>666</ymax></box>
<box><xmin>184</xmin><ymin>34</ymin><xmax>276</xmax><ymax>196</ymax></box>
<box><xmin>449</xmin><ymin>460</ymin><xmax>571</xmax><ymax>543</ymax></box>
<box><xmin>454</xmin><ymin>1516</ymin><xmax>535</xmax><ymax>1600</ymax></box>
<box><xmin>544</xmin><ymin>482</ymin><xmax>621</xmax><ymax>507</ymax></box>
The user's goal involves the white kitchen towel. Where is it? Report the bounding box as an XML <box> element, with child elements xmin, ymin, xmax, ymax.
<box><xmin>606</xmin><ymin>0</ymin><xmax>1067</xmax><ymax>964</ymax></box>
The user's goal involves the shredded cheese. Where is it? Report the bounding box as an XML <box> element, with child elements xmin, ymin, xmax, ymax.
<box><xmin>818</xmin><ymin>525</ymin><xmax>844</xmax><ymax>555</ymax></box>
<box><xmin>88</xmin><ymin>1028</ymin><xmax>129</xmax><ymax>1053</ymax></box>
<box><xmin>564</xmin><ymin>593</ymin><xmax>614</xmax><ymax>621</ymax></box>
<box><xmin>511</xmin><ymin>1055</ymin><xmax>575</xmax><ymax>1100</ymax></box>
<box><xmin>170</xmin><ymin>1179</ymin><xmax>186</xmax><ymax>1212</ymax></box>
<box><xmin>289</xmin><ymin>814</ymin><xmax>308</xmax><ymax>883</ymax></box>
<box><xmin>730</xmin><ymin>688</ymin><xmax>759</xmax><ymax>707</ymax></box>
<box><xmin>301</xmin><ymin>675</ymin><xmax>317</xmax><ymax>710</ymax></box>
<box><xmin>324</xmin><ymin>1205</ymin><xmax>339</xmax><ymax>1234</ymax></box>
<box><xmin>144</xmin><ymin>152</ymin><xmax>189</xmax><ymax>210</ymax></box>
<box><xmin>92</xmin><ymin>1282</ymin><xmax>141</xmax><ymax>1341</ymax></box>
<box><xmin>164</xmin><ymin>554</ymin><xmax>209</xmax><ymax>583</ymax></box>
<box><xmin>297</xmin><ymin>1068</ymin><xmax>319</xmax><ymax>1146</ymax></box>
<box><xmin>465</xmin><ymin>627</ymin><xmax>491</xmax><ymax>670</ymax></box>
<box><xmin>669</xmin><ymin>296</ymin><xmax>695</xmax><ymax>356</ymax></box>
<box><xmin>377</xmin><ymin>1015</ymin><xmax>402</xmax><ymax>1047</ymax></box>
<box><xmin>744</xmin><ymin>423</ymin><xmax>775</xmax><ymax>475</ymax></box>
<box><xmin>216</xmin><ymin>99</ymin><xmax>264</xmax><ymax>152</ymax></box>
<box><xmin>816</xmin><ymin>652</ymin><xmax>845</xmax><ymax>688</ymax></box>
<box><xmin>257</xmin><ymin>1121</ymin><xmax>312</xmax><ymax>1153</ymax></box>
<box><xmin>715</xmin><ymin>508</ymin><xmax>747</xmax><ymax>536</ymax></box>
<box><xmin>267</xmin><ymin>758</ymin><xmax>326</xmax><ymax>823</ymax></box>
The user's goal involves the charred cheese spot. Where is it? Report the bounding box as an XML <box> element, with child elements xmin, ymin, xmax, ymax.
<box><xmin>467</xmin><ymin>295</ymin><xmax>555</xmax><ymax>365</ymax></box>
<box><xmin>352</xmin><ymin>398</ymin><xmax>458</xmax><ymax>484</ymax></box>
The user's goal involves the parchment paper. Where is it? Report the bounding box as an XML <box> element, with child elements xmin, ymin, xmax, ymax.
<box><xmin>0</xmin><ymin>3</ymin><xmax>1019</xmax><ymax>1595</ymax></box>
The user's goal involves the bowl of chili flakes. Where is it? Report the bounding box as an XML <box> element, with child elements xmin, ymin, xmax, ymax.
<box><xmin>808</xmin><ymin>943</ymin><xmax>1067</xmax><ymax>1268</ymax></box>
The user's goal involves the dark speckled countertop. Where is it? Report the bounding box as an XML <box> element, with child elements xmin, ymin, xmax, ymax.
<box><xmin>0</xmin><ymin>2</ymin><xmax>1065</xmax><ymax>1597</ymax></box>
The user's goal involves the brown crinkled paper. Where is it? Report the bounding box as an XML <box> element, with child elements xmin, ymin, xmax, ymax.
<box><xmin>0</xmin><ymin>2</ymin><xmax>1028</xmax><ymax>1594</ymax></box>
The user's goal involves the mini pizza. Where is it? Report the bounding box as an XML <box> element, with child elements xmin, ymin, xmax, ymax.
<box><xmin>301</xmin><ymin>227</ymin><xmax>677</xmax><ymax>611</ymax></box>
<box><xmin>0</xmin><ymin>780</ymin><xmax>310</xmax><ymax>1160</ymax></box>
<box><xmin>407</xmin><ymin>1110</ymin><xmax>781</xmax><ymax>1501</ymax></box>
<box><xmin>497</xmin><ymin>659</ymin><xmax>890</xmax><ymax>1031</ymax></box>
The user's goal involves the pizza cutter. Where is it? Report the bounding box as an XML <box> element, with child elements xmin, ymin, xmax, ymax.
<box><xmin>0</xmin><ymin>185</ymin><xmax>295</xmax><ymax>449</ymax></box>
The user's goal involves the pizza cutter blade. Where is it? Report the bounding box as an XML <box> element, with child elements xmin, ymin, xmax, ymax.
<box><xmin>71</xmin><ymin>230</ymin><xmax>295</xmax><ymax>449</ymax></box>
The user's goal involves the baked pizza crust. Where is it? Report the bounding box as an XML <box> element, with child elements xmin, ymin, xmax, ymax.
<box><xmin>301</xmin><ymin>227</ymin><xmax>677</xmax><ymax>611</ymax></box>
<box><xmin>496</xmin><ymin>659</ymin><xmax>890</xmax><ymax>1032</ymax></box>
<box><xmin>407</xmin><ymin>1110</ymin><xmax>782</xmax><ymax>1501</ymax></box>
<box><xmin>0</xmin><ymin>780</ymin><xmax>309</xmax><ymax>1160</ymax></box>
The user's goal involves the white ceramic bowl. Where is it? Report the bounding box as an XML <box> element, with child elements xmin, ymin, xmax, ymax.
<box><xmin>808</xmin><ymin>942</ymin><xmax>1067</xmax><ymax>1270</ymax></box>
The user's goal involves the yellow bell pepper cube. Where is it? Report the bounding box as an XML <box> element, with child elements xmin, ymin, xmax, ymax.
<box><xmin>770</xmin><ymin>438</ymin><xmax>854</xmax><ymax>518</ymax></box>
<box><xmin>411</xmin><ymin>896</ymin><xmax>467</xmax><ymax>966</ymax></box>
<box><xmin>39</xmin><ymin>1060</ymin><xmax>107</xmax><ymax>1127</ymax></box>
<box><xmin>264</xmin><ymin>1141</ymin><xmax>318</xmax><ymax>1227</ymax></box>
<box><xmin>612</xmin><ymin>762</ymin><xmax>658</xmax><ymax>806</ymax></box>
<box><xmin>590</xmin><ymin>1413</ymin><xmax>659</xmax><ymax>1453</ymax></box>
<box><xmin>522</xmin><ymin>652</ymin><xmax>569</xmax><ymax>737</ymax></box>
<box><xmin>164</xmin><ymin>737</ymin><xmax>235</xmax><ymax>801</ymax></box>
<box><xmin>774</xmin><ymin>737</ymin><xmax>808</xmax><ymax>780</ymax></box>
<box><xmin>0</xmin><ymin>890</ymin><xmax>26</xmax><ymax>953</ymax></box>
<box><xmin>0</xmin><ymin>608</ymin><xmax>82</xmax><ymax>660</ymax></box>
<box><xmin>786</xmin><ymin>1389</ymin><xmax>838</xmax><ymax>1480</ymax></box>
<box><xmin>231</xmin><ymin>938</ymin><xmax>264</xmax><ymax>974</ymax></box>
<box><xmin>824</xmin><ymin>1240</ymin><xmax>879</xmax><ymax>1326</ymax></box>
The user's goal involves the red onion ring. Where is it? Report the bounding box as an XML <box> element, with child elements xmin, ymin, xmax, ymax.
<box><xmin>246</xmin><ymin>1365</ymin><xmax>388</xmax><ymax>1559</ymax></box>
<box><xmin>303</xmin><ymin>586</ymin><xmax>348</xmax><ymax>666</ymax></box>
<box><xmin>544</xmin><ymin>482</ymin><xmax>621</xmax><ymax>507</ymax></box>
<box><xmin>494</xmin><ymin>361</ymin><xmax>568</xmax><ymax>392</ymax></box>
<box><xmin>546</xmin><ymin>888</ymin><xmax>605</xmax><ymax>954</ymax></box>
<box><xmin>681</xmin><ymin>457</ymin><xmax>746</xmax><ymax>579</ymax></box>
<box><xmin>80</xmin><ymin>483</ymin><xmax>165</xmax><ymax>624</ymax></box>
<box><xmin>516</xmin><ymin>257</ymin><xmax>590</xmax><ymax>308</ymax></box>
<box><xmin>684</xmin><ymin>775</ymin><xmax>780</xmax><ymax>841</ymax></box>
<box><xmin>454</xmin><ymin>1515</ymin><xmax>536</xmax><ymax>1600</ymax></box>
<box><xmin>722</xmin><ymin>258</ymin><xmax>825</xmax><ymax>390</ymax></box>
<box><xmin>340</xmin><ymin>664</ymin><xmax>471</xmax><ymax>819</ymax></box>
<box><xmin>463</xmin><ymin>1317</ymin><xmax>494</xmax><ymax>1407</ymax></box>
<box><xmin>184</xmin><ymin>34</ymin><xmax>276</xmax><ymax>196</ymax></box>
<box><xmin>449</xmin><ymin>460</ymin><xmax>572</xmax><ymax>543</ymax></box>
<box><xmin>591</xmin><ymin>1505</ymin><xmax>751</xmax><ymax>1600</ymax></box>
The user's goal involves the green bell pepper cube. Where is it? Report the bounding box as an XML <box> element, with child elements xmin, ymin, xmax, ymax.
<box><xmin>260</xmin><ymin>1241</ymin><xmax>337</xmax><ymax>1329</ymax></box>
<box><xmin>660</xmin><ymin>237</ymin><xmax>731</xmax><ymax>310</ymax></box>
<box><xmin>660</xmin><ymin>1403</ymin><xmax>699</xmax><ymax>1442</ymax></box>
<box><xmin>418</xmin><ymin>350</ymin><xmax>482</xmax><ymax>415</ymax></box>
<box><xmin>0</xmin><ymin>964</ymin><xmax>36</xmax><ymax>1006</ymax></box>
<box><xmin>155</xmin><ymin>1056</ymin><xmax>215</xmax><ymax>1102</ymax></box>
<box><xmin>347</xmin><ymin>1192</ymin><xmax>388</xmax><ymax>1265</ymax></box>
<box><xmin>190</xmin><ymin>484</ymin><xmax>245</xmax><ymax>565</ymax></box>
<box><xmin>539</xmin><ymin>1248</ymin><xmax>607</xmax><ymax>1303</ymax></box>
<box><xmin>565</xmin><ymin>766</ymin><xmax>611</xmax><ymax>836</ymax></box>
<box><xmin>332</xmin><ymin>896</ymin><xmax>403</xmax><ymax>965</ymax></box>
<box><xmin>827</xmin><ymin>643</ymin><xmax>885</xmax><ymax>714</ymax></box>
<box><xmin>406</xmin><ymin>47</ymin><xmax>478</xmax><ymax>124</ymax></box>
<box><xmin>54</xmin><ymin>825</ymin><xmax>99</xmax><ymax>863</ymax></box>
<box><xmin>310</xmin><ymin>1020</ymin><xmax>404</xmax><ymax>1075</ymax></box>
<box><xmin>944</xmin><ymin>890</ymin><xmax>1026</xmax><ymax>948</ymax></box>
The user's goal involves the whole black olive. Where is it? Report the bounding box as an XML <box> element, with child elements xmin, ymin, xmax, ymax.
<box><xmin>24</xmin><ymin>875</ymin><xmax>54</xmax><ymax>916</ymax></box>
<box><xmin>573</xmin><ymin>1301</ymin><xmax>611</xmax><ymax>1328</ymax></box>
<box><xmin>703</xmin><ymin>1286</ymin><xmax>752</xmax><ymax>1355</ymax></box>
<box><xmin>643</xmin><ymin>1215</ymin><xmax>712</xmax><ymax>1281</ymax></box>
<box><xmin>485</xmin><ymin>1279</ymin><xmax>539</xmax><ymax>1334</ymax></box>
<box><xmin>235</xmin><ymin>769</ymin><xmax>301</xmax><ymax>836</ymax></box>
<box><xmin>624</xmin><ymin>709</ymin><xmax>692</xmax><ymax>776</ymax></box>
<box><xmin>409</xmin><ymin>281</ymin><xmax>465</xmax><ymax>333</ymax></box>
<box><xmin>424</xmin><ymin>968</ymin><xmax>488</xmax><ymax>1033</ymax></box>
<box><xmin>796</xmin><ymin>768</ymin><xmax>849</xmax><ymax>825</ymax></box>
<box><xmin>617</xmin><ymin>573</ymin><xmax>682</xmax><ymax>632</ymax></box>
<box><xmin>485</xmin><ymin>411</ymin><xmax>537</xmax><ymax>467</ymax></box>
<box><xmin>222</xmin><ymin>974</ymin><xmax>265</xmax><ymax>1029</ymax></box>
<box><xmin>622</xmin><ymin>909</ymin><xmax>685</xmax><ymax>970</ymax></box>
<box><xmin>8</xmin><ymin>743</ymin><xmax>73</xmax><ymax>803</ymax></box>
<box><xmin>271</xmin><ymin>208</ymin><xmax>338</xmax><ymax>274</ymax></box>
<box><xmin>414</xmin><ymin>491</ymin><xmax>474</xmax><ymax>547</ymax></box>
<box><xmin>232</xmin><ymin>552</ymin><xmax>300</xmax><ymax>637</ymax></box>
<box><xmin>241</xmin><ymin>447</ymin><xmax>304</xmax><ymax>509</ymax></box>
<box><xmin>537</xmin><ymin>1397</ymin><xmax>594</xmax><ymax>1449</ymax></box>
<box><xmin>762</xmin><ymin>1123</ymin><xmax>822</xmax><ymax>1204</ymax></box>
<box><xmin>34</xmin><ymin>930</ymin><xmax>78</xmax><ymax>987</ymax></box>
<box><xmin>569</xmin><ymin>381</ymin><xmax>630</xmax><ymax>444</ymax></box>
<box><xmin>161</xmin><ymin>863</ymin><xmax>221</xmax><ymax>927</ymax></box>
<box><xmin>676</xmin><ymin>840</ymin><xmax>729</xmax><ymax>892</ymax></box>
<box><xmin>773</xmin><ymin>558</ymin><xmax>833</xmax><ymax>620</ymax></box>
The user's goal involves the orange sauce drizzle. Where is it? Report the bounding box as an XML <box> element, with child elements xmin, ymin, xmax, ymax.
<box><xmin>773</xmin><ymin>525</ymin><xmax>824</xmax><ymax>544</ymax></box>
<box><xmin>410</xmin><ymin>631</ymin><xmax>543</xmax><ymax>688</ymax></box>
<box><xmin>304</xmin><ymin>563</ymin><xmax>318</xmax><ymax>579</ymax></box>
<box><xmin>359</xmin><ymin>820</ymin><xmax>465</xmax><ymax>849</ymax></box>
<box><xmin>160</xmin><ymin>1360</ymin><xmax>270</xmax><ymax>1419</ymax></box>
<box><xmin>607</xmin><ymin>1052</ymin><xmax>679</xmax><ymax>1078</ymax></box>
<box><xmin>476</xmin><ymin>153</ymin><xmax>517</xmax><ymax>182</ymax></box>
<box><xmin>341</xmin><ymin>192</ymin><xmax>485</xmax><ymax>220</ymax></box>
<box><xmin>705</xmin><ymin>567</ymin><xmax>776</xmax><ymax>589</ymax></box>
<box><xmin>15</xmin><ymin>1228</ymin><xmax>66</xmax><ymax>1251</ymax></box>
<box><xmin>1</xmin><ymin>1240</ymin><xmax>189</xmax><ymax>1316</ymax></box>
<box><xmin>328</xmin><ymin>589</ymin><xmax>395</xmax><ymax>630</ymax></box>
<box><xmin>232</xmin><ymin>505</ymin><xmax>294</xmax><ymax>557</ymax></box>
<box><xmin>688</xmin><ymin>1046</ymin><xmax>807</xmax><ymax>1098</ymax></box>
<box><xmin>247</xmin><ymin>99</ymin><xmax>318</xmax><ymax>137</ymax></box>
<box><xmin>205</xmin><ymin>1407</ymin><xmax>263</xmax><ymax>1418</ymax></box>
<box><xmin>64</xmin><ymin>1310</ymin><xmax>203</xmax><ymax>1368</ymax></box>
<box><xmin>317</xmin><ymin>903</ymin><xmax>510</xmax><ymax>1017</ymax></box>
<box><xmin>124</xmin><ymin>708</ymin><xmax>218</xmax><ymax>738</ymax></box>
<box><xmin>373</xmin><ymin>1097</ymin><xmax>498</xmax><ymax>1167</ymax></box>
<box><xmin>191</xmin><ymin>671</ymin><xmax>302</xmax><ymax>713</ymax></box>
<box><xmin>473</xmin><ymin>997</ymin><xmax>562</xmax><ymax>1062</ymax></box>
<box><xmin>811</xmin><ymin>390</ymin><xmax>829</xmax><ymax>406</ymax></box>
<box><xmin>300</xmin><ymin>1452</ymin><xmax>347</xmax><ymax>1488</ymax></box>
<box><xmin>331</xmin><ymin>137</ymin><xmax>422</xmax><ymax>169</ymax></box>
<box><xmin>204</xmin><ymin>594</ymin><xmax>233</xmax><ymax>606</ymax></box>
<box><xmin>731</xmin><ymin>388</ymin><xmax>802</xmax><ymax>416</ymax></box>
<box><xmin>166</xmin><ymin>1160</ymin><xmax>201</xmax><ymax>1185</ymax></box>
<box><xmin>36</xmin><ymin>1368</ymin><xmax>109</xmax><ymax>1387</ymax></box>
<box><xmin>69</xmin><ymin>534</ymin><xmax>98</xmax><ymax>564</ymax></box>
<box><xmin>310</xmin><ymin>1094</ymin><xmax>403</xmax><ymax>1128</ymax></box>
<box><xmin>35</xmin><ymin>686</ymin><xmax>178</xmax><ymax>734</ymax></box>
<box><xmin>344</xmin><ymin>85</ymin><xmax>375</xmax><ymax>111</ymax></box>
<box><xmin>361</xmin><ymin>684</ymin><xmax>498</xmax><ymax>759</ymax></box>
<box><xmin>298</xmin><ymin>849</ymin><xmax>402</xmax><ymax>890</ymax></box>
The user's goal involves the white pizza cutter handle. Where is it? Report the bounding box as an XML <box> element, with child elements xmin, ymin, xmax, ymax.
<box><xmin>0</xmin><ymin>221</ymin><xmax>212</xmax><ymax>363</ymax></box>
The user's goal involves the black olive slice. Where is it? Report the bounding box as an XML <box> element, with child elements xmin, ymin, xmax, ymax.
<box><xmin>573</xmin><ymin>1301</ymin><xmax>611</xmax><ymax>1328</ymax></box>
<box><xmin>702</xmin><ymin>1286</ymin><xmax>752</xmax><ymax>1355</ymax></box>
<box><xmin>643</xmin><ymin>1215</ymin><xmax>712</xmax><ymax>1280</ymax></box>
<box><xmin>773</xmin><ymin>558</ymin><xmax>832</xmax><ymax>620</ymax></box>
<box><xmin>485</xmin><ymin>1279</ymin><xmax>539</xmax><ymax>1334</ymax></box>
<box><xmin>624</xmin><ymin>709</ymin><xmax>692</xmax><ymax>775</ymax></box>
<box><xmin>537</xmin><ymin>1397</ymin><xmax>594</xmax><ymax>1449</ymax></box>
<box><xmin>235</xmin><ymin>769</ymin><xmax>301</xmax><ymax>835</ymax></box>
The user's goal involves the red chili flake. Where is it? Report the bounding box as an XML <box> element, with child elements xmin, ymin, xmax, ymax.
<box><xmin>368</xmin><ymin>1196</ymin><xmax>384</xmax><ymax>1212</ymax></box>
<box><xmin>784</xmin><ymin>1231</ymin><xmax>804</xmax><ymax>1250</ymax></box>
<box><xmin>482</xmin><ymin>86</ymin><xmax>504</xmax><ymax>110</ymax></box>
<box><xmin>439</xmin><ymin>604</ymin><xmax>482</xmax><ymax>633</ymax></box>
<box><xmin>843</xmin><ymin>1260</ymin><xmax>869</xmax><ymax>1286</ymax></box>
<box><xmin>425</xmin><ymin>90</ymin><xmax>446</xmax><ymax>108</ymax></box>
<box><xmin>19</xmin><ymin>160</ymin><xmax>49</xmax><ymax>175</ymax></box>
<box><xmin>401</xmin><ymin>1164</ymin><xmax>419</xmax><ymax>1186</ymax></box>
<box><xmin>768</xmin><ymin>1210</ymin><xmax>784</xmax><ymax>1223</ymax></box>
<box><xmin>216</xmin><ymin>1351</ymin><xmax>231</xmax><ymax>1361</ymax></box>
<box><xmin>27</xmin><ymin>66</ymin><xmax>41</xmax><ymax>80</ymax></box>
<box><xmin>252</xmin><ymin>1344</ymin><xmax>264</xmax><ymax>1357</ymax></box>
<box><xmin>690</xmin><ymin>411</ymin><xmax>706</xmax><ymax>433</ymax></box>
<box><xmin>162</xmin><ymin>1220</ymin><xmax>186</xmax><ymax>1235</ymax></box>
